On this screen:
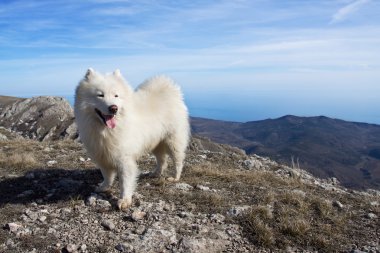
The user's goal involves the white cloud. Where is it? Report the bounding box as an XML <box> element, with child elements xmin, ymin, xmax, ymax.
<box><xmin>330</xmin><ymin>0</ymin><xmax>371</xmax><ymax>24</ymax></box>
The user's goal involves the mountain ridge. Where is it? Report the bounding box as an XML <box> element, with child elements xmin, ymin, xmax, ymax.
<box><xmin>191</xmin><ymin>115</ymin><xmax>380</xmax><ymax>190</ymax></box>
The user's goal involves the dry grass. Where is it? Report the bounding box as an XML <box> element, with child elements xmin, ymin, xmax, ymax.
<box><xmin>0</xmin><ymin>139</ymin><xmax>90</xmax><ymax>173</ymax></box>
<box><xmin>237</xmin><ymin>188</ymin><xmax>354</xmax><ymax>252</ymax></box>
<box><xmin>0</xmin><ymin>152</ymin><xmax>40</xmax><ymax>169</ymax></box>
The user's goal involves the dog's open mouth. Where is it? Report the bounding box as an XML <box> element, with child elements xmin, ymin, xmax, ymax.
<box><xmin>95</xmin><ymin>108</ymin><xmax>116</xmax><ymax>129</ymax></box>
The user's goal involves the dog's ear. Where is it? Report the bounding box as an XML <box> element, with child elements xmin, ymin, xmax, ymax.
<box><xmin>113</xmin><ymin>69</ymin><xmax>123</xmax><ymax>78</ymax></box>
<box><xmin>85</xmin><ymin>68</ymin><xmax>95</xmax><ymax>80</ymax></box>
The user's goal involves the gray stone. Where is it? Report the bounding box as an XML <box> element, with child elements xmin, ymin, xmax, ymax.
<box><xmin>131</xmin><ymin>210</ymin><xmax>146</xmax><ymax>221</ymax></box>
<box><xmin>333</xmin><ymin>200</ymin><xmax>344</xmax><ymax>210</ymax></box>
<box><xmin>227</xmin><ymin>205</ymin><xmax>251</xmax><ymax>217</ymax></box>
<box><xmin>96</xmin><ymin>199</ymin><xmax>112</xmax><ymax>210</ymax></box>
<box><xmin>179</xmin><ymin>237</ymin><xmax>228</xmax><ymax>253</ymax></box>
<box><xmin>0</xmin><ymin>96</ymin><xmax>76</xmax><ymax>141</ymax></box>
<box><xmin>175</xmin><ymin>182</ymin><xmax>193</xmax><ymax>191</ymax></box>
<box><xmin>365</xmin><ymin>213</ymin><xmax>378</xmax><ymax>219</ymax></box>
<box><xmin>65</xmin><ymin>243</ymin><xmax>77</xmax><ymax>253</ymax></box>
<box><xmin>80</xmin><ymin>244</ymin><xmax>87</xmax><ymax>251</ymax></box>
<box><xmin>101</xmin><ymin>219</ymin><xmax>115</xmax><ymax>230</ymax></box>
<box><xmin>196</xmin><ymin>185</ymin><xmax>211</xmax><ymax>191</ymax></box>
<box><xmin>0</xmin><ymin>133</ymin><xmax>7</xmax><ymax>140</ymax></box>
<box><xmin>115</xmin><ymin>243</ymin><xmax>133</xmax><ymax>252</ymax></box>
<box><xmin>4</xmin><ymin>223</ymin><xmax>22</xmax><ymax>233</ymax></box>
<box><xmin>47</xmin><ymin>160</ymin><xmax>57</xmax><ymax>166</ymax></box>
<box><xmin>38</xmin><ymin>216</ymin><xmax>47</xmax><ymax>222</ymax></box>
<box><xmin>85</xmin><ymin>195</ymin><xmax>97</xmax><ymax>206</ymax></box>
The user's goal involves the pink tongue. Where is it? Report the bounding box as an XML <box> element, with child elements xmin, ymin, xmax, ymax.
<box><xmin>104</xmin><ymin>115</ymin><xmax>116</xmax><ymax>129</ymax></box>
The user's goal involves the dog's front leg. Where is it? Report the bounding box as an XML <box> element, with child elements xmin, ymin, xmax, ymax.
<box><xmin>117</xmin><ymin>158</ymin><xmax>138</xmax><ymax>211</ymax></box>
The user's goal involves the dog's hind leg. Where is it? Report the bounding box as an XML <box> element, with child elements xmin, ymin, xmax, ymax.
<box><xmin>96</xmin><ymin>167</ymin><xmax>117</xmax><ymax>193</ymax></box>
<box><xmin>151</xmin><ymin>142</ymin><xmax>169</xmax><ymax>178</ymax></box>
<box><xmin>166</xmin><ymin>137</ymin><xmax>187</xmax><ymax>182</ymax></box>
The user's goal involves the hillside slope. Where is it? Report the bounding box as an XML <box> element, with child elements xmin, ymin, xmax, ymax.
<box><xmin>0</xmin><ymin>96</ymin><xmax>379</xmax><ymax>252</ymax></box>
<box><xmin>191</xmin><ymin>116</ymin><xmax>380</xmax><ymax>190</ymax></box>
<box><xmin>0</xmin><ymin>131</ymin><xmax>379</xmax><ymax>252</ymax></box>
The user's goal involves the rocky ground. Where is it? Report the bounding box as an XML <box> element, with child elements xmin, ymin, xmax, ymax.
<box><xmin>0</xmin><ymin>96</ymin><xmax>379</xmax><ymax>252</ymax></box>
<box><xmin>0</xmin><ymin>127</ymin><xmax>379</xmax><ymax>253</ymax></box>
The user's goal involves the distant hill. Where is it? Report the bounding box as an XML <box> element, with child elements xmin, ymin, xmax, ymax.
<box><xmin>191</xmin><ymin>115</ymin><xmax>380</xmax><ymax>190</ymax></box>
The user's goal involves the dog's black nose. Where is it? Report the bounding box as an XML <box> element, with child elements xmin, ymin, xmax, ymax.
<box><xmin>108</xmin><ymin>105</ymin><xmax>118</xmax><ymax>114</ymax></box>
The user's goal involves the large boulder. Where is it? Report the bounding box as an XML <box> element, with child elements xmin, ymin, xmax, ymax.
<box><xmin>0</xmin><ymin>95</ymin><xmax>77</xmax><ymax>141</ymax></box>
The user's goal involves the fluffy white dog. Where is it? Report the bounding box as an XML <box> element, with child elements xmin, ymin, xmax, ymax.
<box><xmin>74</xmin><ymin>69</ymin><xmax>190</xmax><ymax>210</ymax></box>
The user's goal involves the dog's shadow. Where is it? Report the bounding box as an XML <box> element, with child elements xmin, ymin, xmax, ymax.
<box><xmin>0</xmin><ymin>168</ymin><xmax>104</xmax><ymax>206</ymax></box>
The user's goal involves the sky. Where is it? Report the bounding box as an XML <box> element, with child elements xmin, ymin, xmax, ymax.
<box><xmin>0</xmin><ymin>0</ymin><xmax>379</xmax><ymax>124</ymax></box>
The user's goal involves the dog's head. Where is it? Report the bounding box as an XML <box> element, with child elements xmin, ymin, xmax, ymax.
<box><xmin>75</xmin><ymin>68</ymin><xmax>131</xmax><ymax>129</ymax></box>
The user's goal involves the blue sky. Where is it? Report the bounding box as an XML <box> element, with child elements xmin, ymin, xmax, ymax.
<box><xmin>0</xmin><ymin>0</ymin><xmax>379</xmax><ymax>123</ymax></box>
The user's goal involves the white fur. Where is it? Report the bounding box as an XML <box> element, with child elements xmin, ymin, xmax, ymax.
<box><xmin>74</xmin><ymin>69</ymin><xmax>190</xmax><ymax>210</ymax></box>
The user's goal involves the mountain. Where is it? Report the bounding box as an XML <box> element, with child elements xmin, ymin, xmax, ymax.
<box><xmin>191</xmin><ymin>116</ymin><xmax>380</xmax><ymax>190</ymax></box>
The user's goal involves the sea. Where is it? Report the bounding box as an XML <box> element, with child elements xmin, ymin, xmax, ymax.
<box><xmin>59</xmin><ymin>94</ymin><xmax>380</xmax><ymax>125</ymax></box>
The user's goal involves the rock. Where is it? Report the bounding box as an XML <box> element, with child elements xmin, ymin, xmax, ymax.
<box><xmin>0</xmin><ymin>133</ymin><xmax>7</xmax><ymax>140</ymax></box>
<box><xmin>139</xmin><ymin>227</ymin><xmax>177</xmax><ymax>252</ymax></box>
<box><xmin>365</xmin><ymin>213</ymin><xmax>378</xmax><ymax>219</ymax></box>
<box><xmin>178</xmin><ymin>212</ymin><xmax>191</xmax><ymax>218</ymax></box>
<box><xmin>47</xmin><ymin>160</ymin><xmax>57</xmax><ymax>166</ymax></box>
<box><xmin>242</xmin><ymin>158</ymin><xmax>263</xmax><ymax>170</ymax></box>
<box><xmin>179</xmin><ymin>237</ymin><xmax>228</xmax><ymax>253</ymax></box>
<box><xmin>135</xmin><ymin>225</ymin><xmax>146</xmax><ymax>235</ymax></box>
<box><xmin>209</xmin><ymin>214</ymin><xmax>225</xmax><ymax>223</ymax></box>
<box><xmin>85</xmin><ymin>193</ymin><xmax>112</xmax><ymax>210</ymax></box>
<box><xmin>227</xmin><ymin>206</ymin><xmax>251</xmax><ymax>217</ymax></box>
<box><xmin>131</xmin><ymin>210</ymin><xmax>146</xmax><ymax>221</ymax></box>
<box><xmin>101</xmin><ymin>219</ymin><xmax>115</xmax><ymax>230</ymax></box>
<box><xmin>0</xmin><ymin>96</ymin><xmax>76</xmax><ymax>141</ymax></box>
<box><xmin>96</xmin><ymin>199</ymin><xmax>112</xmax><ymax>210</ymax></box>
<box><xmin>80</xmin><ymin>244</ymin><xmax>87</xmax><ymax>251</ymax></box>
<box><xmin>115</xmin><ymin>243</ymin><xmax>133</xmax><ymax>252</ymax></box>
<box><xmin>333</xmin><ymin>200</ymin><xmax>344</xmax><ymax>210</ymax></box>
<box><xmin>197</xmin><ymin>154</ymin><xmax>207</xmax><ymax>159</ymax></box>
<box><xmin>196</xmin><ymin>185</ymin><xmax>211</xmax><ymax>191</ymax></box>
<box><xmin>25</xmin><ymin>210</ymin><xmax>38</xmax><ymax>221</ymax></box>
<box><xmin>85</xmin><ymin>195</ymin><xmax>97</xmax><ymax>206</ymax></box>
<box><xmin>4</xmin><ymin>223</ymin><xmax>22</xmax><ymax>233</ymax></box>
<box><xmin>330</xmin><ymin>177</ymin><xmax>339</xmax><ymax>185</ymax></box>
<box><xmin>65</xmin><ymin>243</ymin><xmax>77</xmax><ymax>253</ymax></box>
<box><xmin>175</xmin><ymin>183</ymin><xmax>193</xmax><ymax>191</ymax></box>
<box><xmin>38</xmin><ymin>216</ymin><xmax>47</xmax><ymax>222</ymax></box>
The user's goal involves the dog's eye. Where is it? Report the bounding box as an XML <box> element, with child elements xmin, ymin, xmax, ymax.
<box><xmin>97</xmin><ymin>94</ymin><xmax>104</xmax><ymax>98</ymax></box>
<box><xmin>115</xmin><ymin>95</ymin><xmax>119</xmax><ymax>98</ymax></box>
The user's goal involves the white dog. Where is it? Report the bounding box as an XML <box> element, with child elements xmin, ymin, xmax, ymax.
<box><xmin>74</xmin><ymin>69</ymin><xmax>190</xmax><ymax>210</ymax></box>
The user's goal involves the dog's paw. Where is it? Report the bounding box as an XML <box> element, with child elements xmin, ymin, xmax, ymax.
<box><xmin>117</xmin><ymin>199</ymin><xmax>132</xmax><ymax>211</ymax></box>
<box><xmin>166</xmin><ymin>177</ymin><xmax>180</xmax><ymax>182</ymax></box>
